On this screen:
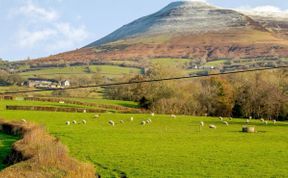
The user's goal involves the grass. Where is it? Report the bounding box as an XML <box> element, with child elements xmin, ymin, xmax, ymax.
<box><xmin>18</xmin><ymin>65</ymin><xmax>141</xmax><ymax>79</ymax></box>
<box><xmin>150</xmin><ymin>58</ymin><xmax>191</xmax><ymax>67</ymax></box>
<box><xmin>0</xmin><ymin>132</ymin><xmax>18</xmax><ymax>170</ymax></box>
<box><xmin>204</xmin><ymin>60</ymin><xmax>227</xmax><ymax>67</ymax></box>
<box><xmin>0</xmin><ymin>99</ymin><xmax>287</xmax><ymax>177</ymax></box>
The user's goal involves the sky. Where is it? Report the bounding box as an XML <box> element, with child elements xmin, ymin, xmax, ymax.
<box><xmin>0</xmin><ymin>0</ymin><xmax>288</xmax><ymax>61</ymax></box>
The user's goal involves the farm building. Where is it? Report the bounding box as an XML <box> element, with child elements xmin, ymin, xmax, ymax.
<box><xmin>25</xmin><ymin>78</ymin><xmax>70</xmax><ymax>89</ymax></box>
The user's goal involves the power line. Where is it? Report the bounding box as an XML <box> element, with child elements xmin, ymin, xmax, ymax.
<box><xmin>1</xmin><ymin>66</ymin><xmax>288</xmax><ymax>95</ymax></box>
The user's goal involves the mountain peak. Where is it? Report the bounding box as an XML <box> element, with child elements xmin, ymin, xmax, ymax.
<box><xmin>86</xmin><ymin>1</ymin><xmax>257</xmax><ymax>47</ymax></box>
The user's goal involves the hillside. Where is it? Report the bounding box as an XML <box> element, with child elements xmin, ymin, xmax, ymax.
<box><xmin>31</xmin><ymin>1</ymin><xmax>288</xmax><ymax>65</ymax></box>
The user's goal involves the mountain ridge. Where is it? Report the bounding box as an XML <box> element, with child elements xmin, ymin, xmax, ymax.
<box><xmin>32</xmin><ymin>1</ymin><xmax>288</xmax><ymax>65</ymax></box>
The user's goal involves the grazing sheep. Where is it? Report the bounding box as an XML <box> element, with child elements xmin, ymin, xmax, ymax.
<box><xmin>146</xmin><ymin>119</ymin><xmax>152</xmax><ymax>124</ymax></box>
<box><xmin>209</xmin><ymin>124</ymin><xmax>217</xmax><ymax>129</ymax></box>
<box><xmin>94</xmin><ymin>114</ymin><xmax>100</xmax><ymax>118</ymax></box>
<box><xmin>273</xmin><ymin>120</ymin><xmax>277</xmax><ymax>125</ymax></box>
<box><xmin>200</xmin><ymin>121</ymin><xmax>205</xmax><ymax>127</ymax></box>
<box><xmin>246</xmin><ymin>119</ymin><xmax>250</xmax><ymax>124</ymax></box>
<box><xmin>249</xmin><ymin>116</ymin><xmax>252</xmax><ymax>120</ymax></box>
<box><xmin>66</xmin><ymin>121</ymin><xmax>71</xmax><ymax>125</ymax></box>
<box><xmin>223</xmin><ymin>121</ymin><xmax>229</xmax><ymax>126</ymax></box>
<box><xmin>141</xmin><ymin>121</ymin><xmax>146</xmax><ymax>125</ymax></box>
<box><xmin>72</xmin><ymin>120</ymin><xmax>77</xmax><ymax>124</ymax></box>
<box><xmin>21</xmin><ymin>119</ymin><xmax>27</xmax><ymax>123</ymax></box>
<box><xmin>219</xmin><ymin>117</ymin><xmax>223</xmax><ymax>121</ymax></box>
<box><xmin>59</xmin><ymin>101</ymin><xmax>65</xmax><ymax>104</ymax></box>
<box><xmin>260</xmin><ymin>118</ymin><xmax>265</xmax><ymax>122</ymax></box>
<box><xmin>109</xmin><ymin>120</ymin><xmax>115</xmax><ymax>126</ymax></box>
<box><xmin>130</xmin><ymin>117</ymin><xmax>134</xmax><ymax>121</ymax></box>
<box><xmin>171</xmin><ymin>115</ymin><xmax>177</xmax><ymax>119</ymax></box>
<box><xmin>120</xmin><ymin>120</ymin><xmax>125</xmax><ymax>124</ymax></box>
<box><xmin>151</xmin><ymin>113</ymin><xmax>155</xmax><ymax>117</ymax></box>
<box><xmin>82</xmin><ymin>120</ymin><xmax>87</xmax><ymax>124</ymax></box>
<box><xmin>83</xmin><ymin>109</ymin><xmax>87</xmax><ymax>113</ymax></box>
<box><xmin>265</xmin><ymin>121</ymin><xmax>268</xmax><ymax>125</ymax></box>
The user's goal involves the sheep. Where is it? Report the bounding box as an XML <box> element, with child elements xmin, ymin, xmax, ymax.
<box><xmin>130</xmin><ymin>117</ymin><xmax>134</xmax><ymax>121</ymax></box>
<box><xmin>223</xmin><ymin>121</ymin><xmax>229</xmax><ymax>126</ymax></box>
<box><xmin>141</xmin><ymin>121</ymin><xmax>146</xmax><ymax>125</ymax></box>
<box><xmin>249</xmin><ymin>116</ymin><xmax>253</xmax><ymax>120</ymax></box>
<box><xmin>108</xmin><ymin>120</ymin><xmax>115</xmax><ymax>126</ymax></box>
<box><xmin>171</xmin><ymin>114</ymin><xmax>177</xmax><ymax>119</ymax></box>
<box><xmin>200</xmin><ymin>121</ymin><xmax>205</xmax><ymax>127</ymax></box>
<box><xmin>209</xmin><ymin>124</ymin><xmax>217</xmax><ymax>129</ymax></box>
<box><xmin>146</xmin><ymin>119</ymin><xmax>152</xmax><ymax>124</ymax></box>
<box><xmin>72</xmin><ymin>120</ymin><xmax>77</xmax><ymax>124</ymax></box>
<box><xmin>246</xmin><ymin>119</ymin><xmax>250</xmax><ymax>124</ymax></box>
<box><xmin>82</xmin><ymin>120</ymin><xmax>87</xmax><ymax>124</ymax></box>
<box><xmin>120</xmin><ymin>120</ymin><xmax>125</xmax><ymax>124</ymax></box>
<box><xmin>151</xmin><ymin>113</ymin><xmax>155</xmax><ymax>117</ymax></box>
<box><xmin>219</xmin><ymin>117</ymin><xmax>223</xmax><ymax>121</ymax></box>
<box><xmin>83</xmin><ymin>109</ymin><xmax>87</xmax><ymax>113</ymax></box>
<box><xmin>273</xmin><ymin>120</ymin><xmax>277</xmax><ymax>125</ymax></box>
<box><xmin>59</xmin><ymin>101</ymin><xmax>65</xmax><ymax>104</ymax></box>
<box><xmin>66</xmin><ymin>121</ymin><xmax>71</xmax><ymax>125</ymax></box>
<box><xmin>94</xmin><ymin>114</ymin><xmax>100</xmax><ymax>118</ymax></box>
<box><xmin>265</xmin><ymin>121</ymin><xmax>268</xmax><ymax>125</ymax></box>
<box><xmin>260</xmin><ymin>118</ymin><xmax>265</xmax><ymax>122</ymax></box>
<box><xmin>21</xmin><ymin>119</ymin><xmax>27</xmax><ymax>123</ymax></box>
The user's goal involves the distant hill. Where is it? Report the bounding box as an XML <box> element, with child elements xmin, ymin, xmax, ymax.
<box><xmin>32</xmin><ymin>1</ymin><xmax>288</xmax><ymax>65</ymax></box>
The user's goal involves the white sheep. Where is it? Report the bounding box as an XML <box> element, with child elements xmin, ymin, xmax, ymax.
<box><xmin>21</xmin><ymin>119</ymin><xmax>27</xmax><ymax>123</ymax></box>
<box><xmin>130</xmin><ymin>117</ymin><xmax>134</xmax><ymax>121</ymax></box>
<box><xmin>59</xmin><ymin>101</ymin><xmax>65</xmax><ymax>104</ymax></box>
<box><xmin>151</xmin><ymin>113</ymin><xmax>155</xmax><ymax>117</ymax></box>
<box><xmin>66</xmin><ymin>121</ymin><xmax>71</xmax><ymax>125</ymax></box>
<box><xmin>82</xmin><ymin>120</ymin><xmax>87</xmax><ymax>124</ymax></box>
<box><xmin>249</xmin><ymin>116</ymin><xmax>252</xmax><ymax>120</ymax></box>
<box><xmin>200</xmin><ymin>121</ymin><xmax>205</xmax><ymax>127</ymax></box>
<box><xmin>273</xmin><ymin>120</ymin><xmax>277</xmax><ymax>125</ymax></box>
<box><xmin>72</xmin><ymin>120</ymin><xmax>77</xmax><ymax>124</ymax></box>
<box><xmin>265</xmin><ymin>121</ymin><xmax>268</xmax><ymax>125</ymax></box>
<box><xmin>260</xmin><ymin>118</ymin><xmax>265</xmax><ymax>122</ymax></box>
<box><xmin>109</xmin><ymin>120</ymin><xmax>115</xmax><ymax>126</ymax></box>
<box><xmin>83</xmin><ymin>109</ymin><xmax>87</xmax><ymax>113</ymax></box>
<box><xmin>246</xmin><ymin>119</ymin><xmax>250</xmax><ymax>124</ymax></box>
<box><xmin>219</xmin><ymin>117</ymin><xmax>223</xmax><ymax>121</ymax></box>
<box><xmin>209</xmin><ymin>124</ymin><xmax>217</xmax><ymax>129</ymax></box>
<box><xmin>141</xmin><ymin>121</ymin><xmax>146</xmax><ymax>125</ymax></box>
<box><xmin>146</xmin><ymin>119</ymin><xmax>152</xmax><ymax>124</ymax></box>
<box><xmin>94</xmin><ymin>114</ymin><xmax>100</xmax><ymax>118</ymax></box>
<box><xmin>171</xmin><ymin>114</ymin><xmax>177</xmax><ymax>119</ymax></box>
<box><xmin>223</xmin><ymin>121</ymin><xmax>229</xmax><ymax>126</ymax></box>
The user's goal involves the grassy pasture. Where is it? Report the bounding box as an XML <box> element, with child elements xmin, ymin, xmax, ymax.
<box><xmin>0</xmin><ymin>99</ymin><xmax>287</xmax><ymax>177</ymax></box>
<box><xmin>18</xmin><ymin>65</ymin><xmax>141</xmax><ymax>79</ymax></box>
<box><xmin>0</xmin><ymin>133</ymin><xmax>18</xmax><ymax>170</ymax></box>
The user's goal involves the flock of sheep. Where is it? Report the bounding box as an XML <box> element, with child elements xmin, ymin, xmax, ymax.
<box><xmin>64</xmin><ymin>113</ymin><xmax>278</xmax><ymax>128</ymax></box>
<box><xmin>201</xmin><ymin>116</ymin><xmax>278</xmax><ymax>129</ymax></box>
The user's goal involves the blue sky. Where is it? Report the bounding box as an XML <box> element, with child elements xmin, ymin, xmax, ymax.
<box><xmin>0</xmin><ymin>0</ymin><xmax>287</xmax><ymax>61</ymax></box>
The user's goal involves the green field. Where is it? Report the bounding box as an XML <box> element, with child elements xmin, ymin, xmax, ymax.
<box><xmin>18</xmin><ymin>65</ymin><xmax>141</xmax><ymax>79</ymax></box>
<box><xmin>0</xmin><ymin>100</ymin><xmax>287</xmax><ymax>177</ymax></box>
<box><xmin>0</xmin><ymin>133</ymin><xmax>18</xmax><ymax>170</ymax></box>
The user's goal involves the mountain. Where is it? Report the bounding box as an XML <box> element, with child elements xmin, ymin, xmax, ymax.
<box><xmin>35</xmin><ymin>1</ymin><xmax>288</xmax><ymax>65</ymax></box>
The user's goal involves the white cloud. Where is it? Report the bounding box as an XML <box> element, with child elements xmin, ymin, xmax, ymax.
<box><xmin>10</xmin><ymin>1</ymin><xmax>90</xmax><ymax>56</ymax></box>
<box><xmin>236</xmin><ymin>5</ymin><xmax>288</xmax><ymax>18</ymax></box>
<box><xmin>14</xmin><ymin>1</ymin><xmax>59</xmax><ymax>21</ymax></box>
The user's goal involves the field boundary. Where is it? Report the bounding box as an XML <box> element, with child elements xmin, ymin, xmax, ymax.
<box><xmin>24</xmin><ymin>97</ymin><xmax>142</xmax><ymax>113</ymax></box>
<box><xmin>0</xmin><ymin>119</ymin><xmax>98</xmax><ymax>178</ymax></box>
<box><xmin>6</xmin><ymin>105</ymin><xmax>107</xmax><ymax>113</ymax></box>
